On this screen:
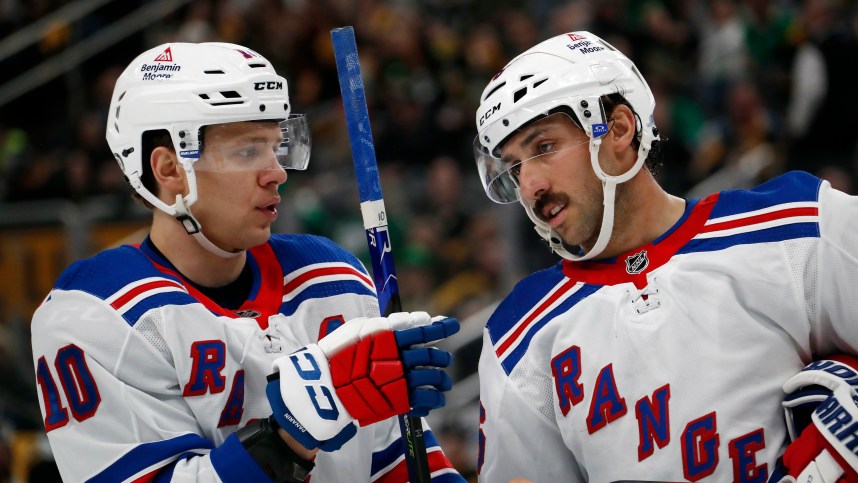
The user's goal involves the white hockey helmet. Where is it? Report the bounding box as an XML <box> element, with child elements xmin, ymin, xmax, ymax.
<box><xmin>474</xmin><ymin>31</ymin><xmax>659</xmax><ymax>261</ymax></box>
<box><xmin>106</xmin><ymin>42</ymin><xmax>310</xmax><ymax>257</ymax></box>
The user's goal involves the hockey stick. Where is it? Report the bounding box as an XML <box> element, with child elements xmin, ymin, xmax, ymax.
<box><xmin>330</xmin><ymin>26</ymin><xmax>432</xmax><ymax>483</ymax></box>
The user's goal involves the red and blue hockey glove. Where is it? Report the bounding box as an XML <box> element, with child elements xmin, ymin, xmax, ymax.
<box><xmin>266</xmin><ymin>312</ymin><xmax>459</xmax><ymax>451</ymax></box>
<box><xmin>775</xmin><ymin>355</ymin><xmax>858</xmax><ymax>482</ymax></box>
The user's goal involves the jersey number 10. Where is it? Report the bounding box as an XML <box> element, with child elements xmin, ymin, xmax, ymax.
<box><xmin>35</xmin><ymin>344</ymin><xmax>101</xmax><ymax>431</ymax></box>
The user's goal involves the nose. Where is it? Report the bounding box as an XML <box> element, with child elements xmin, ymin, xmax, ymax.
<box><xmin>517</xmin><ymin>160</ymin><xmax>549</xmax><ymax>203</ymax></box>
<box><xmin>259</xmin><ymin>164</ymin><xmax>288</xmax><ymax>187</ymax></box>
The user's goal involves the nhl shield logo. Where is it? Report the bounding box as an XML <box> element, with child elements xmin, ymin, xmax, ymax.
<box><xmin>625</xmin><ymin>250</ymin><xmax>649</xmax><ymax>275</ymax></box>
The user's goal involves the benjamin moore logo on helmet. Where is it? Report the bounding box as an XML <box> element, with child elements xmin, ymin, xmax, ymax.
<box><xmin>141</xmin><ymin>47</ymin><xmax>181</xmax><ymax>81</ymax></box>
<box><xmin>180</xmin><ymin>150</ymin><xmax>200</xmax><ymax>158</ymax></box>
<box><xmin>154</xmin><ymin>47</ymin><xmax>173</xmax><ymax>62</ymax></box>
<box><xmin>567</xmin><ymin>39</ymin><xmax>605</xmax><ymax>55</ymax></box>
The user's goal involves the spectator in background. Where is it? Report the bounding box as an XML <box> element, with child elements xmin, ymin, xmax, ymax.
<box><xmin>687</xmin><ymin>80</ymin><xmax>781</xmax><ymax>197</ymax></box>
<box><xmin>786</xmin><ymin>0</ymin><xmax>858</xmax><ymax>191</ymax></box>
<box><xmin>695</xmin><ymin>0</ymin><xmax>749</xmax><ymax>117</ymax></box>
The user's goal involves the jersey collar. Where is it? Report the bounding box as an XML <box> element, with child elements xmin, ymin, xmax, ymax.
<box><xmin>561</xmin><ymin>192</ymin><xmax>719</xmax><ymax>288</ymax></box>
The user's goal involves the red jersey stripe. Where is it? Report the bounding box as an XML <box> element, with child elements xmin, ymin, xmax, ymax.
<box><xmin>110</xmin><ymin>279</ymin><xmax>184</xmax><ymax>310</ymax></box>
<box><xmin>702</xmin><ymin>206</ymin><xmax>818</xmax><ymax>233</ymax></box>
<box><xmin>496</xmin><ymin>279</ymin><xmax>578</xmax><ymax>358</ymax></box>
<box><xmin>283</xmin><ymin>266</ymin><xmax>373</xmax><ymax>295</ymax></box>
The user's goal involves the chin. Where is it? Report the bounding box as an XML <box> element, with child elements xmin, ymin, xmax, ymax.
<box><xmin>247</xmin><ymin>228</ymin><xmax>272</xmax><ymax>248</ymax></box>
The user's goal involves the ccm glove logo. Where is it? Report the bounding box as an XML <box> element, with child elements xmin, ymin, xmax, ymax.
<box><xmin>290</xmin><ymin>352</ymin><xmax>340</xmax><ymax>421</ymax></box>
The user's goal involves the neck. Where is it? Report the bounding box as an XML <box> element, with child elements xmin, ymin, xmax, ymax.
<box><xmin>150</xmin><ymin>210</ymin><xmax>246</xmax><ymax>287</ymax></box>
<box><xmin>592</xmin><ymin>170</ymin><xmax>685</xmax><ymax>259</ymax></box>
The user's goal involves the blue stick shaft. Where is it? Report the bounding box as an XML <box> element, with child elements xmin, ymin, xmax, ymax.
<box><xmin>331</xmin><ymin>26</ymin><xmax>431</xmax><ymax>483</ymax></box>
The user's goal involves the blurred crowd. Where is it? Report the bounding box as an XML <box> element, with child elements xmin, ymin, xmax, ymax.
<box><xmin>1</xmin><ymin>0</ymin><xmax>858</xmax><ymax>481</ymax></box>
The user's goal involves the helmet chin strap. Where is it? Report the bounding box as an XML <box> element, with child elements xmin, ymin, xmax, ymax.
<box><xmin>174</xmin><ymin>194</ymin><xmax>244</xmax><ymax>259</ymax></box>
<box><xmin>520</xmin><ymin>181</ymin><xmax>616</xmax><ymax>262</ymax></box>
<box><xmin>523</xmin><ymin>128</ymin><xmax>655</xmax><ymax>262</ymax></box>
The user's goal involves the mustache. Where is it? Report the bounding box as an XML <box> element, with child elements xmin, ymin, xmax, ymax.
<box><xmin>533</xmin><ymin>191</ymin><xmax>571</xmax><ymax>222</ymax></box>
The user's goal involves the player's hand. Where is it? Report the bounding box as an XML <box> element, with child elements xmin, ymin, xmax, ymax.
<box><xmin>775</xmin><ymin>355</ymin><xmax>858</xmax><ymax>482</ymax></box>
<box><xmin>266</xmin><ymin>312</ymin><xmax>459</xmax><ymax>451</ymax></box>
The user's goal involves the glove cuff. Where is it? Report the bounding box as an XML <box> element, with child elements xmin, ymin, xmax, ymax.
<box><xmin>235</xmin><ymin>416</ymin><xmax>315</xmax><ymax>482</ymax></box>
<box><xmin>811</xmin><ymin>383</ymin><xmax>858</xmax><ymax>470</ymax></box>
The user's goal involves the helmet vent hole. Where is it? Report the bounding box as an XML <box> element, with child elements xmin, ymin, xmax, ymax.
<box><xmin>221</xmin><ymin>91</ymin><xmax>242</xmax><ymax>99</ymax></box>
<box><xmin>204</xmin><ymin>70</ymin><xmax>225</xmax><ymax>74</ymax></box>
<box><xmin>513</xmin><ymin>87</ymin><xmax>527</xmax><ymax>103</ymax></box>
<box><xmin>484</xmin><ymin>82</ymin><xmax>506</xmax><ymax>101</ymax></box>
<box><xmin>533</xmin><ymin>78</ymin><xmax>547</xmax><ymax>89</ymax></box>
<box><xmin>199</xmin><ymin>93</ymin><xmax>210</xmax><ymax>100</ymax></box>
<box><xmin>115</xmin><ymin>106</ymin><xmax>120</xmax><ymax>118</ymax></box>
<box><xmin>118</xmin><ymin>91</ymin><xmax>126</xmax><ymax>101</ymax></box>
<box><xmin>519</xmin><ymin>74</ymin><xmax>533</xmax><ymax>81</ymax></box>
<box><xmin>248</xmin><ymin>63</ymin><xmax>266</xmax><ymax>68</ymax></box>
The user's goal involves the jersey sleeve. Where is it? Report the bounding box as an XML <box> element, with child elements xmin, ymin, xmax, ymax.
<box><xmin>31</xmin><ymin>289</ymin><xmax>269</xmax><ymax>482</ymax></box>
<box><xmin>811</xmin><ymin>179</ymin><xmax>858</xmax><ymax>354</ymax></box>
<box><xmin>367</xmin><ymin>416</ymin><xmax>464</xmax><ymax>483</ymax></box>
<box><xmin>477</xmin><ymin>327</ymin><xmax>584</xmax><ymax>483</ymax></box>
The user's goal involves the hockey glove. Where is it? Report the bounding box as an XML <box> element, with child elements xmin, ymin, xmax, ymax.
<box><xmin>266</xmin><ymin>312</ymin><xmax>459</xmax><ymax>451</ymax></box>
<box><xmin>776</xmin><ymin>355</ymin><xmax>858</xmax><ymax>483</ymax></box>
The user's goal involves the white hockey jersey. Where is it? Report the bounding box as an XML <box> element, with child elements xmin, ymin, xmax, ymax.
<box><xmin>32</xmin><ymin>233</ymin><xmax>462</xmax><ymax>482</ymax></box>
<box><xmin>477</xmin><ymin>171</ymin><xmax>858</xmax><ymax>482</ymax></box>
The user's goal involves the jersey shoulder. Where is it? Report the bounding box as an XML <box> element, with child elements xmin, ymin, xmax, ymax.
<box><xmin>268</xmin><ymin>233</ymin><xmax>367</xmax><ymax>273</ymax></box>
<box><xmin>267</xmin><ymin>234</ymin><xmax>377</xmax><ymax>311</ymax></box>
<box><xmin>710</xmin><ymin>170</ymin><xmax>822</xmax><ymax>218</ymax></box>
<box><xmin>485</xmin><ymin>263</ymin><xmax>600</xmax><ymax>367</ymax></box>
<box><xmin>52</xmin><ymin>244</ymin><xmax>195</xmax><ymax>325</ymax></box>
<box><xmin>679</xmin><ymin>171</ymin><xmax>823</xmax><ymax>255</ymax></box>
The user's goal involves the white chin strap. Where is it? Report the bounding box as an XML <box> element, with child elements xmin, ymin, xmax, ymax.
<box><xmin>131</xmin><ymin>159</ymin><xmax>243</xmax><ymax>260</ymax></box>
<box><xmin>524</xmin><ymin>130</ymin><xmax>655</xmax><ymax>262</ymax></box>
<box><xmin>173</xmin><ymin>194</ymin><xmax>243</xmax><ymax>259</ymax></box>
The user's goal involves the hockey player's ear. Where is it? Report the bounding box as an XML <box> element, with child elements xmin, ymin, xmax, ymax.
<box><xmin>606</xmin><ymin>104</ymin><xmax>636</xmax><ymax>157</ymax></box>
<box><xmin>151</xmin><ymin>147</ymin><xmax>186</xmax><ymax>198</ymax></box>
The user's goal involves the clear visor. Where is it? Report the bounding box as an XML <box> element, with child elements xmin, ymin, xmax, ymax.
<box><xmin>193</xmin><ymin>114</ymin><xmax>311</xmax><ymax>172</ymax></box>
<box><xmin>474</xmin><ymin>112</ymin><xmax>589</xmax><ymax>203</ymax></box>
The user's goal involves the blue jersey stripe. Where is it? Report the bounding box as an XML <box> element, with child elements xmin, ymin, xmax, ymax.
<box><xmin>279</xmin><ymin>280</ymin><xmax>377</xmax><ymax>317</ymax></box>
<box><xmin>486</xmin><ymin>264</ymin><xmax>568</xmax><ymax>346</ymax></box>
<box><xmin>371</xmin><ymin>428</ymin><xmax>440</xmax><ymax>475</ymax></box>
<box><xmin>432</xmin><ymin>473</ymin><xmax>468</xmax><ymax>482</ymax></box>
<box><xmin>209</xmin><ymin>433</ymin><xmax>272</xmax><ymax>483</ymax></box>
<box><xmin>500</xmin><ymin>284</ymin><xmax>601</xmax><ymax>374</ymax></box>
<box><xmin>709</xmin><ymin>171</ymin><xmax>821</xmax><ymax>218</ymax></box>
<box><xmin>678</xmin><ymin>222</ymin><xmax>820</xmax><ymax>255</ymax></box>
<box><xmin>86</xmin><ymin>433</ymin><xmax>213</xmax><ymax>483</ymax></box>
<box><xmin>121</xmin><ymin>292</ymin><xmax>202</xmax><ymax>327</ymax></box>
<box><xmin>269</xmin><ymin>233</ymin><xmax>368</xmax><ymax>275</ymax></box>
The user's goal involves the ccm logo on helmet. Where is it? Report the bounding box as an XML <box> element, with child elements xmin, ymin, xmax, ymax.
<box><xmin>254</xmin><ymin>81</ymin><xmax>283</xmax><ymax>90</ymax></box>
<box><xmin>479</xmin><ymin>102</ymin><xmax>502</xmax><ymax>126</ymax></box>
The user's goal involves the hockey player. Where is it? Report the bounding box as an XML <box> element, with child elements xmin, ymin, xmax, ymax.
<box><xmin>31</xmin><ymin>42</ymin><xmax>465</xmax><ymax>482</ymax></box>
<box><xmin>472</xmin><ymin>31</ymin><xmax>858</xmax><ymax>482</ymax></box>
